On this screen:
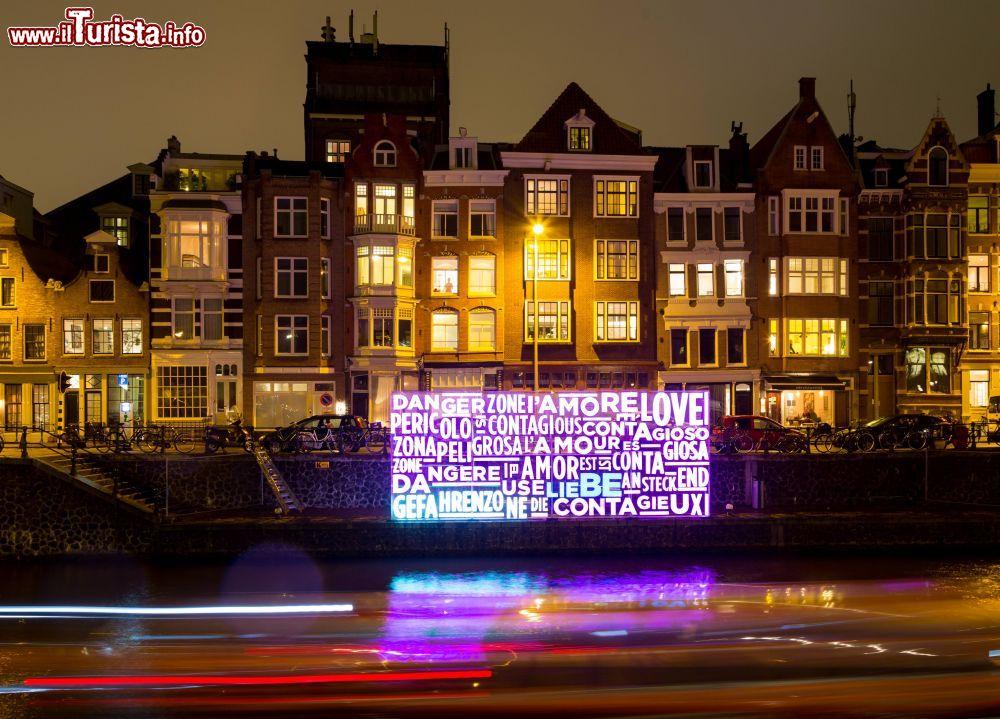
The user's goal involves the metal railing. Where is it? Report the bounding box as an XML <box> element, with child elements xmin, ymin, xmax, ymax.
<box><xmin>352</xmin><ymin>212</ymin><xmax>416</xmax><ymax>236</ymax></box>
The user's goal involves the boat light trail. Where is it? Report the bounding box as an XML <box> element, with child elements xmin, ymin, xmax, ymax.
<box><xmin>0</xmin><ymin>603</ymin><xmax>353</xmax><ymax>618</ymax></box>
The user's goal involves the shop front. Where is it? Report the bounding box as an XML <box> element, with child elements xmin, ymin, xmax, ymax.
<box><xmin>252</xmin><ymin>377</ymin><xmax>340</xmax><ymax>430</ymax></box>
<box><xmin>659</xmin><ymin>370</ymin><xmax>759</xmax><ymax>426</ymax></box>
<box><xmin>763</xmin><ymin>375</ymin><xmax>849</xmax><ymax>427</ymax></box>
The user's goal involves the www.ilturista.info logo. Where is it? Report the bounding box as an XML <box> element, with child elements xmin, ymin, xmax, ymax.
<box><xmin>7</xmin><ymin>7</ymin><xmax>205</xmax><ymax>48</ymax></box>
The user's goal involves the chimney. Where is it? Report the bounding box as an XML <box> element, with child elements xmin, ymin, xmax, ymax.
<box><xmin>799</xmin><ymin>77</ymin><xmax>816</xmax><ymax>99</ymax></box>
<box><xmin>978</xmin><ymin>83</ymin><xmax>996</xmax><ymax>136</ymax></box>
<box><xmin>729</xmin><ymin>121</ymin><xmax>750</xmax><ymax>182</ymax></box>
<box><xmin>166</xmin><ymin>135</ymin><xmax>181</xmax><ymax>154</ymax></box>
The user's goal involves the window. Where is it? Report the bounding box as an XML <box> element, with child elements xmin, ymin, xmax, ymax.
<box><xmin>839</xmin><ymin>198</ymin><xmax>849</xmax><ymax>235</ymax></box>
<box><xmin>668</xmin><ymin>263</ymin><xmax>686</xmax><ymax>296</ymax></box>
<box><xmin>971</xmin><ymin>311</ymin><xmax>990</xmax><ymax>350</ymax></box>
<box><xmin>867</xmin><ymin>281</ymin><xmax>894</xmax><ymax>326</ymax></box>
<box><xmin>276</xmin><ymin>315</ymin><xmax>308</xmax><ymax>355</ymax></box>
<box><xmin>786</xmin><ymin>318</ymin><xmax>849</xmax><ymax>357</ymax></box>
<box><xmin>321</xmin><ymin>198</ymin><xmax>331</xmax><ymax>238</ymax></box>
<box><xmin>768</xmin><ymin>258</ymin><xmax>778</xmax><ymax>296</ymax></box>
<box><xmin>354</xmin><ymin>183</ymin><xmax>368</xmax><ymax>218</ymax></box>
<box><xmin>727</xmin><ymin>328</ymin><xmax>745</xmax><ymax>365</ymax></box>
<box><xmin>168</xmin><ymin>298</ymin><xmax>194</xmax><ymax>340</ymax></box>
<box><xmin>275</xmin><ymin>197</ymin><xmax>307</xmax><ymax>238</ymax></box>
<box><xmin>970</xmin><ymin>369</ymin><xmax>990</xmax><ymax>408</ymax></box>
<box><xmin>723</xmin><ymin>207</ymin><xmax>741</xmax><ymax>243</ymax></box>
<box><xmin>525</xmin><ymin>301</ymin><xmax>571</xmax><ymax>342</ymax></box>
<box><xmin>275</xmin><ymin>257</ymin><xmax>308</xmax><ymax>298</ymax></box>
<box><xmin>595</xmin><ymin>301</ymin><xmax>638</xmax><ymax>342</ymax></box>
<box><xmin>122</xmin><ymin>319</ymin><xmax>142</xmax><ymax>355</ymax></box>
<box><xmin>321</xmin><ymin>315</ymin><xmax>330</xmax><ymax>356</ymax></box>
<box><xmin>398</xmin><ymin>246</ymin><xmax>413</xmax><ymax>287</ymax></box>
<box><xmin>595</xmin><ymin>240</ymin><xmax>638</xmax><ymax>280</ymax></box>
<box><xmin>202</xmin><ymin>298</ymin><xmax>223</xmax><ymax>341</ymax></box>
<box><xmin>454</xmin><ymin>146</ymin><xmax>472</xmax><ymax>168</ymax></box>
<box><xmin>92</xmin><ymin>319</ymin><xmax>113</xmax><ymax>355</ymax></box>
<box><xmin>913</xmin><ymin>213</ymin><xmax>961</xmax><ymax>259</ymax></box>
<box><xmin>101</xmin><ymin>215</ymin><xmax>129</xmax><ymax>246</ymax></box>
<box><xmin>695</xmin><ymin>207</ymin><xmax>713</xmax><ymax>242</ymax></box>
<box><xmin>431</xmin><ymin>256</ymin><xmax>459</xmax><ymax>295</ymax></box>
<box><xmin>526</xmin><ymin>178</ymin><xmax>569</xmax><ymax>216</ymax></box>
<box><xmin>0</xmin><ymin>249</ymin><xmax>7</xmax><ymax>267</ymax></box>
<box><xmin>924</xmin><ymin>279</ymin><xmax>952</xmax><ymax>324</ymax></box>
<box><xmin>696</xmin><ymin>263</ymin><xmax>714</xmax><ymax>297</ymax></box>
<box><xmin>133</xmin><ymin>173</ymin><xmax>151</xmax><ymax>196</ymax></box>
<box><xmin>325</xmin><ymin>139</ymin><xmax>351</xmax><ymax>163</ymax></box>
<box><xmin>321</xmin><ymin>258</ymin><xmax>331</xmax><ymax>299</ymax></box>
<box><xmin>356</xmin><ymin>309</ymin><xmax>369</xmax><ymax>348</ymax></box>
<box><xmin>0</xmin><ymin>324</ymin><xmax>11</xmax><ymax>360</ymax></box>
<box><xmin>698</xmin><ymin>328</ymin><xmax>717</xmax><ymax>365</ymax></box>
<box><xmin>374</xmin><ymin>140</ymin><xmax>397</xmax><ymax>167</ymax></box>
<box><xmin>768</xmin><ymin>196</ymin><xmax>779</xmax><ymax>235</ymax></box>
<box><xmin>92</xmin><ymin>254</ymin><xmax>110</xmax><ymax>273</ymax></box>
<box><xmin>905</xmin><ymin>347</ymin><xmax>950</xmax><ymax>393</ymax></box>
<box><xmin>669</xmin><ymin>328</ymin><xmax>688</xmax><ymax>366</ymax></box>
<box><xmin>469</xmin><ymin>200</ymin><xmax>496</xmax><ymax>238</ymax></box>
<box><xmin>402</xmin><ymin>185</ymin><xmax>415</xmax><ymax>227</ymax></box>
<box><xmin>469</xmin><ymin>309</ymin><xmax>497</xmax><ymax>350</ymax></box>
<box><xmin>431</xmin><ymin>310</ymin><xmax>458</xmax><ymax>351</ymax></box>
<box><xmin>432</xmin><ymin>200</ymin><xmax>459</xmax><ymax>238</ymax></box>
<box><xmin>969</xmin><ymin>196</ymin><xmax>989</xmax><ymax>233</ymax></box>
<box><xmin>928</xmin><ymin>147</ymin><xmax>948</xmax><ymax>186</ymax></box>
<box><xmin>89</xmin><ymin>280</ymin><xmax>114</xmax><ymax>302</ymax></box>
<box><xmin>156</xmin><ymin>366</ymin><xmax>207</xmax><ymax>419</ymax></box>
<box><xmin>372</xmin><ymin>308</ymin><xmax>393</xmax><ymax>347</ymax></box>
<box><xmin>32</xmin><ymin>384</ymin><xmax>49</xmax><ymax>431</ymax></box>
<box><xmin>810</xmin><ymin>146</ymin><xmax>824</xmax><ymax>170</ymax></box>
<box><xmin>969</xmin><ymin>254</ymin><xmax>990</xmax><ymax>292</ymax></box>
<box><xmin>868</xmin><ymin>217</ymin><xmax>894</xmax><ymax>261</ymax></box>
<box><xmin>167</xmin><ymin>218</ymin><xmax>221</xmax><ymax>270</ymax></box>
<box><xmin>724</xmin><ymin>259</ymin><xmax>743</xmax><ymax>297</ymax></box>
<box><xmin>24</xmin><ymin>324</ymin><xmax>45</xmax><ymax>360</ymax></box>
<box><xmin>693</xmin><ymin>161</ymin><xmax>712</xmax><ymax>188</ymax></box>
<box><xmin>398</xmin><ymin>307</ymin><xmax>413</xmax><ymax>348</ymax></box>
<box><xmin>356</xmin><ymin>245</ymin><xmax>395</xmax><ymax>286</ymax></box>
<box><xmin>786</xmin><ymin>193</ymin><xmax>836</xmax><ymax>233</ymax></box>
<box><xmin>568</xmin><ymin>126</ymin><xmax>591</xmax><ymax>151</ymax></box>
<box><xmin>667</xmin><ymin>207</ymin><xmax>685</xmax><ymax>242</ymax></box>
<box><xmin>468</xmin><ymin>255</ymin><xmax>496</xmax><ymax>296</ymax></box>
<box><xmin>594</xmin><ymin>179</ymin><xmax>638</xmax><ymax>217</ymax></box>
<box><xmin>525</xmin><ymin>239</ymin><xmax>570</xmax><ymax>280</ymax></box>
<box><xmin>786</xmin><ymin>257</ymin><xmax>844</xmax><ymax>295</ymax></box>
<box><xmin>794</xmin><ymin>146</ymin><xmax>807</xmax><ymax>171</ymax></box>
<box><xmin>874</xmin><ymin>168</ymin><xmax>888</xmax><ymax>187</ymax></box>
<box><xmin>63</xmin><ymin>319</ymin><xmax>84</xmax><ymax>354</ymax></box>
<box><xmin>2</xmin><ymin>278</ymin><xmax>15</xmax><ymax>307</ymax></box>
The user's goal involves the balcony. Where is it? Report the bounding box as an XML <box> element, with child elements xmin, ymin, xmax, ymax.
<box><xmin>353</xmin><ymin>213</ymin><xmax>415</xmax><ymax>237</ymax></box>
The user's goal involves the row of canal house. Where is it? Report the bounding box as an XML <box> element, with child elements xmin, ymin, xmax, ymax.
<box><xmin>3</xmin><ymin>16</ymin><xmax>1000</xmax><ymax>430</ymax></box>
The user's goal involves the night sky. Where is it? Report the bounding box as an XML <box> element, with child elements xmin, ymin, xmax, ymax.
<box><xmin>3</xmin><ymin>0</ymin><xmax>999</xmax><ymax>211</ymax></box>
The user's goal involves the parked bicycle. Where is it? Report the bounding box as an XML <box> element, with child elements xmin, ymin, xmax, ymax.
<box><xmin>136</xmin><ymin>423</ymin><xmax>198</xmax><ymax>454</ymax></box>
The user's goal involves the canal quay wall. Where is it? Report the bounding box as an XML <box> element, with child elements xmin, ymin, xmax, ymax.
<box><xmin>1</xmin><ymin>452</ymin><xmax>999</xmax><ymax>557</ymax></box>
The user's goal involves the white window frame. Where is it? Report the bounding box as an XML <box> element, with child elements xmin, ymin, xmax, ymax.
<box><xmin>321</xmin><ymin>315</ymin><xmax>331</xmax><ymax>356</ymax></box>
<box><xmin>172</xmin><ymin>297</ymin><xmax>196</xmax><ymax>340</ymax></box>
<box><xmin>321</xmin><ymin>258</ymin><xmax>332</xmax><ymax>299</ymax></box>
<box><xmin>666</xmin><ymin>207</ymin><xmax>686</xmax><ymax>244</ymax></box>
<box><xmin>88</xmin><ymin>279</ymin><xmax>115</xmax><ymax>303</ymax></box>
<box><xmin>121</xmin><ymin>318</ymin><xmax>142</xmax><ymax>355</ymax></box>
<box><xmin>93</xmin><ymin>254</ymin><xmax>110</xmax><ymax>273</ymax></box>
<box><xmin>63</xmin><ymin>318</ymin><xmax>84</xmax><ymax>355</ymax></box>
<box><xmin>696</xmin><ymin>262</ymin><xmax>715</xmax><ymax>297</ymax></box>
<box><xmin>593</xmin><ymin>177</ymin><xmax>639</xmax><ymax>218</ymax></box>
<box><xmin>275</xmin><ymin>315</ymin><xmax>309</xmax><ymax>356</ymax></box>
<box><xmin>970</xmin><ymin>369</ymin><xmax>990</xmax><ymax>408</ymax></box>
<box><xmin>468</xmin><ymin>308</ymin><xmax>497</xmax><ymax>351</ymax></box>
<box><xmin>469</xmin><ymin>200</ymin><xmax>496</xmax><ymax>238</ymax></box>
<box><xmin>768</xmin><ymin>258</ymin><xmax>779</xmax><ymax>296</ymax></box>
<box><xmin>321</xmin><ymin>198</ymin><xmax>331</xmax><ymax>239</ymax></box>
<box><xmin>468</xmin><ymin>254</ymin><xmax>497</xmax><ymax>297</ymax></box>
<box><xmin>692</xmin><ymin>161</ymin><xmax>713</xmax><ymax>189</ymax></box>
<box><xmin>373</xmin><ymin>140</ymin><xmax>397</xmax><ymax>167</ymax></box>
<box><xmin>274</xmin><ymin>196</ymin><xmax>307</xmax><ymax>238</ymax></box>
<box><xmin>784</xmin><ymin>257</ymin><xmax>847</xmax><ymax>296</ymax></box>
<box><xmin>785</xmin><ymin>318</ymin><xmax>850</xmax><ymax>357</ymax></box>
<box><xmin>668</xmin><ymin>263</ymin><xmax>686</xmax><ymax>297</ymax></box>
<box><xmin>594</xmin><ymin>301</ymin><xmax>639</xmax><ymax>343</ymax></box>
<box><xmin>274</xmin><ymin>257</ymin><xmax>309</xmax><ymax>299</ymax></box>
<box><xmin>698</xmin><ymin>327</ymin><xmax>718</xmax><ymax>367</ymax></box>
<box><xmin>594</xmin><ymin>239</ymin><xmax>639</xmax><ymax>281</ymax></box>
<box><xmin>431</xmin><ymin>200</ymin><xmax>459</xmax><ymax>239</ymax></box>
<box><xmin>722</xmin><ymin>207</ymin><xmax>743</xmax><ymax>244</ymax></box>
<box><xmin>524</xmin><ymin>300</ymin><xmax>572</xmax><ymax>343</ymax></box>
<box><xmin>794</xmin><ymin>146</ymin><xmax>807</xmax><ymax>171</ymax></box>
<box><xmin>92</xmin><ymin>318</ymin><xmax>114</xmax><ymax>355</ymax></box>
<box><xmin>784</xmin><ymin>190</ymin><xmax>840</xmax><ymax>235</ymax></box>
<box><xmin>810</xmin><ymin>146</ymin><xmax>824</xmax><ymax>170</ymax></box>
<box><xmin>201</xmin><ymin>297</ymin><xmax>224</xmax><ymax>341</ymax></box>
<box><xmin>969</xmin><ymin>253</ymin><xmax>990</xmax><ymax>293</ymax></box>
<box><xmin>430</xmin><ymin>310</ymin><xmax>459</xmax><ymax>351</ymax></box>
<box><xmin>723</xmin><ymin>259</ymin><xmax>744</xmax><ymax>297</ymax></box>
<box><xmin>431</xmin><ymin>255</ymin><xmax>459</xmax><ymax>296</ymax></box>
<box><xmin>768</xmin><ymin>196</ymin><xmax>780</xmax><ymax>235</ymax></box>
<box><xmin>525</xmin><ymin>176</ymin><xmax>570</xmax><ymax>217</ymax></box>
<box><xmin>525</xmin><ymin>238</ymin><xmax>571</xmax><ymax>281</ymax></box>
<box><xmin>669</xmin><ymin>328</ymin><xmax>690</xmax><ymax>367</ymax></box>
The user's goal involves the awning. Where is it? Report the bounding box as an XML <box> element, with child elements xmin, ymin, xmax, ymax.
<box><xmin>764</xmin><ymin>374</ymin><xmax>847</xmax><ymax>391</ymax></box>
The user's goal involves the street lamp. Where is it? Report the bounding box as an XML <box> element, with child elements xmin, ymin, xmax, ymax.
<box><xmin>529</xmin><ymin>222</ymin><xmax>543</xmax><ymax>392</ymax></box>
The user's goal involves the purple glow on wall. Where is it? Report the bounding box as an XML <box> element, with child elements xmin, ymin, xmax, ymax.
<box><xmin>389</xmin><ymin>390</ymin><xmax>711</xmax><ymax>521</ymax></box>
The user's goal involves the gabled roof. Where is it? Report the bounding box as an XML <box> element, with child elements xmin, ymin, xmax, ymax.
<box><xmin>748</xmin><ymin>107</ymin><xmax>794</xmax><ymax>173</ymax></box>
<box><xmin>905</xmin><ymin>115</ymin><xmax>967</xmax><ymax>175</ymax></box>
<box><xmin>513</xmin><ymin>82</ymin><xmax>644</xmax><ymax>155</ymax></box>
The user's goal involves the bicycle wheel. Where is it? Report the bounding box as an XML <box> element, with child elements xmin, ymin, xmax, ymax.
<box><xmin>137</xmin><ymin>430</ymin><xmax>161</xmax><ymax>454</ymax></box>
<box><xmin>908</xmin><ymin>431</ymin><xmax>928</xmax><ymax>451</ymax></box>
<box><xmin>877</xmin><ymin>431</ymin><xmax>898</xmax><ymax>451</ymax></box>
<box><xmin>856</xmin><ymin>432</ymin><xmax>876</xmax><ymax>452</ymax></box>
<box><xmin>813</xmin><ymin>434</ymin><xmax>833</xmax><ymax>453</ymax></box>
<box><xmin>734</xmin><ymin>433</ymin><xmax>755</xmax><ymax>453</ymax></box>
<box><xmin>172</xmin><ymin>428</ymin><xmax>197</xmax><ymax>455</ymax></box>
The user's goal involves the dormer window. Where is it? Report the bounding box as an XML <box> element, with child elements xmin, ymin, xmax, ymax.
<box><xmin>455</xmin><ymin>146</ymin><xmax>472</xmax><ymax>168</ymax></box>
<box><xmin>133</xmin><ymin>174</ymin><xmax>150</xmax><ymax>196</ymax></box>
<box><xmin>326</xmin><ymin>139</ymin><xmax>351</xmax><ymax>163</ymax></box>
<box><xmin>92</xmin><ymin>254</ymin><xmax>110</xmax><ymax>273</ymax></box>
<box><xmin>874</xmin><ymin>168</ymin><xmax>888</xmax><ymax>187</ymax></box>
<box><xmin>565</xmin><ymin>109</ymin><xmax>595</xmax><ymax>152</ymax></box>
<box><xmin>929</xmin><ymin>147</ymin><xmax>949</xmax><ymax>186</ymax></box>
<box><xmin>693</xmin><ymin>161</ymin><xmax>713</xmax><ymax>189</ymax></box>
<box><xmin>374</xmin><ymin>141</ymin><xmax>397</xmax><ymax>167</ymax></box>
<box><xmin>100</xmin><ymin>215</ymin><xmax>129</xmax><ymax>247</ymax></box>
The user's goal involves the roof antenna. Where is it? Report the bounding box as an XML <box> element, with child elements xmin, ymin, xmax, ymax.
<box><xmin>444</xmin><ymin>22</ymin><xmax>450</xmax><ymax>58</ymax></box>
<box><xmin>372</xmin><ymin>10</ymin><xmax>378</xmax><ymax>55</ymax></box>
<box><xmin>349</xmin><ymin>9</ymin><xmax>355</xmax><ymax>45</ymax></box>
<box><xmin>848</xmin><ymin>78</ymin><xmax>857</xmax><ymax>144</ymax></box>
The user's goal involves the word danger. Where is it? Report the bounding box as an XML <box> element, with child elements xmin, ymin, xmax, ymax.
<box><xmin>390</xmin><ymin>390</ymin><xmax>711</xmax><ymax>522</ymax></box>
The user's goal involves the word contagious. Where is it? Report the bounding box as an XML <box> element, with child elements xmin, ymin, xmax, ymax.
<box><xmin>390</xmin><ymin>390</ymin><xmax>711</xmax><ymax>521</ymax></box>
<box><xmin>7</xmin><ymin>7</ymin><xmax>206</xmax><ymax>48</ymax></box>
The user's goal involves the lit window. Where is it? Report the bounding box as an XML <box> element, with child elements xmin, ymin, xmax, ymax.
<box><xmin>398</xmin><ymin>307</ymin><xmax>413</xmax><ymax>348</ymax></box>
<box><xmin>431</xmin><ymin>311</ymin><xmax>459</xmax><ymax>351</ymax></box>
<box><xmin>431</xmin><ymin>256</ymin><xmax>459</xmax><ymax>295</ymax></box>
<box><xmin>971</xmin><ymin>311</ymin><xmax>991</xmax><ymax>349</ymax></box>
<box><xmin>468</xmin><ymin>255</ymin><xmax>496</xmax><ymax>296</ymax></box>
<box><xmin>173</xmin><ymin>298</ymin><xmax>195</xmax><ymax>339</ymax></box>
<box><xmin>24</xmin><ymin>324</ymin><xmax>45</xmax><ymax>361</ymax></box>
<box><xmin>668</xmin><ymin>263</ymin><xmax>686</xmax><ymax>296</ymax></box>
<box><xmin>969</xmin><ymin>196</ymin><xmax>990</xmax><ymax>233</ymax></box>
<box><xmin>526</xmin><ymin>178</ymin><xmax>569</xmax><ymax>216</ymax></box>
<box><xmin>525</xmin><ymin>239</ymin><xmax>571</xmax><ymax>280</ymax></box>
<box><xmin>594</xmin><ymin>179</ymin><xmax>638</xmax><ymax>217</ymax></box>
<box><xmin>432</xmin><ymin>200</ymin><xmax>459</xmax><ymax>238</ymax></box>
<box><xmin>63</xmin><ymin>319</ymin><xmax>84</xmax><ymax>355</ymax></box>
<box><xmin>275</xmin><ymin>257</ymin><xmax>308</xmax><ymax>298</ymax></box>
<box><xmin>568</xmin><ymin>126</ymin><xmax>591</xmax><ymax>151</ymax></box>
<box><xmin>121</xmin><ymin>319</ymin><xmax>142</xmax><ymax>355</ymax></box>
<box><xmin>325</xmin><ymin>139</ymin><xmax>351</xmax><ymax>163</ymax></box>
<box><xmin>724</xmin><ymin>259</ymin><xmax>743</xmax><ymax>297</ymax></box>
<box><xmin>768</xmin><ymin>319</ymin><xmax>778</xmax><ymax>356</ymax></box>
<box><xmin>469</xmin><ymin>200</ymin><xmax>496</xmax><ymax>238</ymax></box>
<box><xmin>969</xmin><ymin>254</ymin><xmax>990</xmax><ymax>292</ymax></box>
<box><xmin>356</xmin><ymin>246</ymin><xmax>395</xmax><ymax>286</ymax></box>
<box><xmin>321</xmin><ymin>258</ymin><xmax>331</xmax><ymax>299</ymax></box>
<box><xmin>0</xmin><ymin>249</ymin><xmax>7</xmax><ymax>267</ymax></box>
<box><xmin>696</xmin><ymin>263</ymin><xmax>714</xmax><ymax>297</ymax></box>
<box><xmin>156</xmin><ymin>366</ymin><xmax>207</xmax><ymax>419</ymax></box>
<box><xmin>595</xmin><ymin>301</ymin><xmax>638</xmax><ymax>342</ymax></box>
<box><xmin>371</xmin><ymin>307</ymin><xmax>394</xmax><ymax>347</ymax></box>
<box><xmin>525</xmin><ymin>301</ymin><xmax>571</xmax><ymax>343</ymax></box>
<box><xmin>469</xmin><ymin>309</ymin><xmax>496</xmax><ymax>351</ymax></box>
<box><xmin>101</xmin><ymin>215</ymin><xmax>129</xmax><ymax>246</ymax></box>
<box><xmin>906</xmin><ymin>347</ymin><xmax>950</xmax><ymax>393</ymax></box>
<box><xmin>768</xmin><ymin>258</ymin><xmax>778</xmax><ymax>296</ymax></box>
<box><xmin>1</xmin><ymin>277</ymin><xmax>14</xmax><ymax>307</ymax></box>
<box><xmin>785</xmin><ymin>318</ymin><xmax>849</xmax><ymax>357</ymax></box>
<box><xmin>275</xmin><ymin>197</ymin><xmax>307</xmax><ymax>237</ymax></box>
<box><xmin>355</xmin><ymin>183</ymin><xmax>368</xmax><ymax>218</ymax></box>
<box><xmin>374</xmin><ymin>140</ymin><xmax>397</xmax><ymax>167</ymax></box>
<box><xmin>595</xmin><ymin>240</ymin><xmax>638</xmax><ymax>280</ymax></box>
<box><xmin>321</xmin><ymin>198</ymin><xmax>331</xmax><ymax>238</ymax></box>
<box><xmin>92</xmin><ymin>319</ymin><xmax>113</xmax><ymax>355</ymax></box>
<box><xmin>276</xmin><ymin>315</ymin><xmax>308</xmax><ymax>355</ymax></box>
<box><xmin>970</xmin><ymin>369</ymin><xmax>990</xmax><ymax>407</ymax></box>
<box><xmin>786</xmin><ymin>257</ymin><xmax>843</xmax><ymax>295</ymax></box>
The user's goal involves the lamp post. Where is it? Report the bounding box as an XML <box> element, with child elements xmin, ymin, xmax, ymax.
<box><xmin>530</xmin><ymin>222</ymin><xmax>543</xmax><ymax>392</ymax></box>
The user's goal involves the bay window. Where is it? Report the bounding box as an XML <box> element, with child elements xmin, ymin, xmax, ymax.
<box><xmin>786</xmin><ymin>257</ymin><xmax>847</xmax><ymax>295</ymax></box>
<box><xmin>165</xmin><ymin>217</ymin><xmax>224</xmax><ymax>274</ymax></box>
<box><xmin>275</xmin><ymin>197</ymin><xmax>307</xmax><ymax>237</ymax></box>
<box><xmin>786</xmin><ymin>192</ymin><xmax>837</xmax><ymax>234</ymax></box>
<box><xmin>785</xmin><ymin>318</ymin><xmax>849</xmax><ymax>357</ymax></box>
<box><xmin>356</xmin><ymin>245</ymin><xmax>395</xmax><ymax>286</ymax></box>
<box><xmin>906</xmin><ymin>347</ymin><xmax>950</xmax><ymax>393</ymax></box>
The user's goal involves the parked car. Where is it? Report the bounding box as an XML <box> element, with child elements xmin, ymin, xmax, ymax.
<box><xmin>261</xmin><ymin>414</ymin><xmax>363</xmax><ymax>454</ymax></box>
<box><xmin>712</xmin><ymin>415</ymin><xmax>806</xmax><ymax>453</ymax></box>
<box><xmin>854</xmin><ymin>414</ymin><xmax>951</xmax><ymax>451</ymax></box>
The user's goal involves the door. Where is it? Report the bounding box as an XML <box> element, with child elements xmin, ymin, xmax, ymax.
<box><xmin>64</xmin><ymin>391</ymin><xmax>79</xmax><ymax>427</ymax></box>
<box><xmin>874</xmin><ymin>354</ymin><xmax>895</xmax><ymax>419</ymax></box>
<box><xmin>734</xmin><ymin>383</ymin><xmax>752</xmax><ymax>415</ymax></box>
<box><xmin>352</xmin><ymin>374</ymin><xmax>369</xmax><ymax>420</ymax></box>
